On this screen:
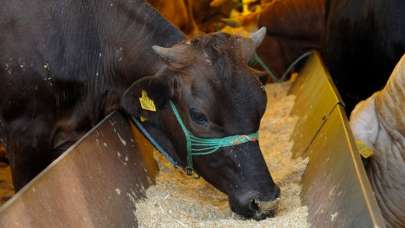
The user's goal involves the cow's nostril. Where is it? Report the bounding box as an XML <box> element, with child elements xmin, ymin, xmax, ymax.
<box><xmin>254</xmin><ymin>197</ymin><xmax>280</xmax><ymax>213</ymax></box>
<box><xmin>250</xmin><ymin>197</ymin><xmax>279</xmax><ymax>220</ymax></box>
<box><xmin>230</xmin><ymin>191</ymin><xmax>280</xmax><ymax>220</ymax></box>
<box><xmin>249</xmin><ymin>199</ymin><xmax>259</xmax><ymax>212</ymax></box>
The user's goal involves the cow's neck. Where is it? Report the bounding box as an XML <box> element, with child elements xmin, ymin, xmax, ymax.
<box><xmin>50</xmin><ymin>0</ymin><xmax>185</xmax><ymax>138</ymax></box>
<box><xmin>103</xmin><ymin>0</ymin><xmax>186</xmax><ymax>165</ymax></box>
<box><xmin>101</xmin><ymin>0</ymin><xmax>186</xmax><ymax>84</ymax></box>
<box><xmin>79</xmin><ymin>0</ymin><xmax>185</xmax><ymax>117</ymax></box>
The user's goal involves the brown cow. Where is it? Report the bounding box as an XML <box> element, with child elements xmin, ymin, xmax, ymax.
<box><xmin>0</xmin><ymin>144</ymin><xmax>6</xmax><ymax>164</ymax></box>
<box><xmin>147</xmin><ymin>0</ymin><xmax>199</xmax><ymax>35</ymax></box>
<box><xmin>256</xmin><ymin>0</ymin><xmax>325</xmax><ymax>81</ymax></box>
<box><xmin>148</xmin><ymin>0</ymin><xmax>236</xmax><ymax>35</ymax></box>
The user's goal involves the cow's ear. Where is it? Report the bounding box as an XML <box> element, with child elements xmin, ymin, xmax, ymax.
<box><xmin>120</xmin><ymin>75</ymin><xmax>176</xmax><ymax>117</ymax></box>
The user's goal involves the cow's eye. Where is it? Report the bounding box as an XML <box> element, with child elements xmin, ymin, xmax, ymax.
<box><xmin>189</xmin><ymin>108</ymin><xmax>208</xmax><ymax>125</ymax></box>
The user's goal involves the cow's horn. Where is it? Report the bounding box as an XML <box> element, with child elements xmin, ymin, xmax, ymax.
<box><xmin>250</xmin><ymin>27</ymin><xmax>267</xmax><ymax>48</ymax></box>
<box><xmin>152</xmin><ymin>45</ymin><xmax>180</xmax><ymax>63</ymax></box>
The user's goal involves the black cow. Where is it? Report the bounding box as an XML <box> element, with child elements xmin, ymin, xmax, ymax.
<box><xmin>0</xmin><ymin>0</ymin><xmax>279</xmax><ymax>219</ymax></box>
<box><xmin>322</xmin><ymin>0</ymin><xmax>405</xmax><ymax>112</ymax></box>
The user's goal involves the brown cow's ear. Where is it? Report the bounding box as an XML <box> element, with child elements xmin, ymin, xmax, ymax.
<box><xmin>250</xmin><ymin>67</ymin><xmax>269</xmax><ymax>84</ymax></box>
<box><xmin>120</xmin><ymin>75</ymin><xmax>175</xmax><ymax>118</ymax></box>
<box><xmin>249</xmin><ymin>66</ymin><xmax>267</xmax><ymax>77</ymax></box>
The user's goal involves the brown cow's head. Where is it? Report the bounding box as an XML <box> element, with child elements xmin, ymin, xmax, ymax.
<box><xmin>121</xmin><ymin>28</ymin><xmax>280</xmax><ymax>220</ymax></box>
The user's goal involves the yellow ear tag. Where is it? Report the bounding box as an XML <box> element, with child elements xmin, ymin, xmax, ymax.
<box><xmin>139</xmin><ymin>90</ymin><xmax>156</xmax><ymax>112</ymax></box>
<box><xmin>140</xmin><ymin>116</ymin><xmax>148</xmax><ymax>122</ymax></box>
<box><xmin>355</xmin><ymin>140</ymin><xmax>374</xmax><ymax>159</ymax></box>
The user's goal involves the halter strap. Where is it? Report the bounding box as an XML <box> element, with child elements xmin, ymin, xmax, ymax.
<box><xmin>169</xmin><ymin>101</ymin><xmax>258</xmax><ymax>174</ymax></box>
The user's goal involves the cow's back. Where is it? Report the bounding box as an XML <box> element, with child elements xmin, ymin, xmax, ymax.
<box><xmin>0</xmin><ymin>1</ymin><xmax>87</xmax><ymax>116</ymax></box>
<box><xmin>0</xmin><ymin>0</ymin><xmax>183</xmax><ymax>121</ymax></box>
<box><xmin>0</xmin><ymin>0</ymin><xmax>184</xmax><ymax>189</ymax></box>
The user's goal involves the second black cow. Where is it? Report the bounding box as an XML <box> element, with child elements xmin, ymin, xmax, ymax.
<box><xmin>323</xmin><ymin>0</ymin><xmax>405</xmax><ymax>112</ymax></box>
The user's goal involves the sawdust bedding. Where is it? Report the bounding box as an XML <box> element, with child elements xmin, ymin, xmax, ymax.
<box><xmin>135</xmin><ymin>81</ymin><xmax>309</xmax><ymax>227</ymax></box>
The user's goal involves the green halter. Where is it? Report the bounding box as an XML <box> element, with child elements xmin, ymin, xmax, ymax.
<box><xmin>169</xmin><ymin>101</ymin><xmax>258</xmax><ymax>174</ymax></box>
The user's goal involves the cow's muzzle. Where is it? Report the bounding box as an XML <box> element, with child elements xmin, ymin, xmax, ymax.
<box><xmin>230</xmin><ymin>186</ymin><xmax>280</xmax><ymax>220</ymax></box>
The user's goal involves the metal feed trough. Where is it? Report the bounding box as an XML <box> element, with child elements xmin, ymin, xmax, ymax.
<box><xmin>0</xmin><ymin>52</ymin><xmax>385</xmax><ymax>227</ymax></box>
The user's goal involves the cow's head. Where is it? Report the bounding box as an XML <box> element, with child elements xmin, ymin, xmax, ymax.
<box><xmin>121</xmin><ymin>27</ymin><xmax>280</xmax><ymax>220</ymax></box>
